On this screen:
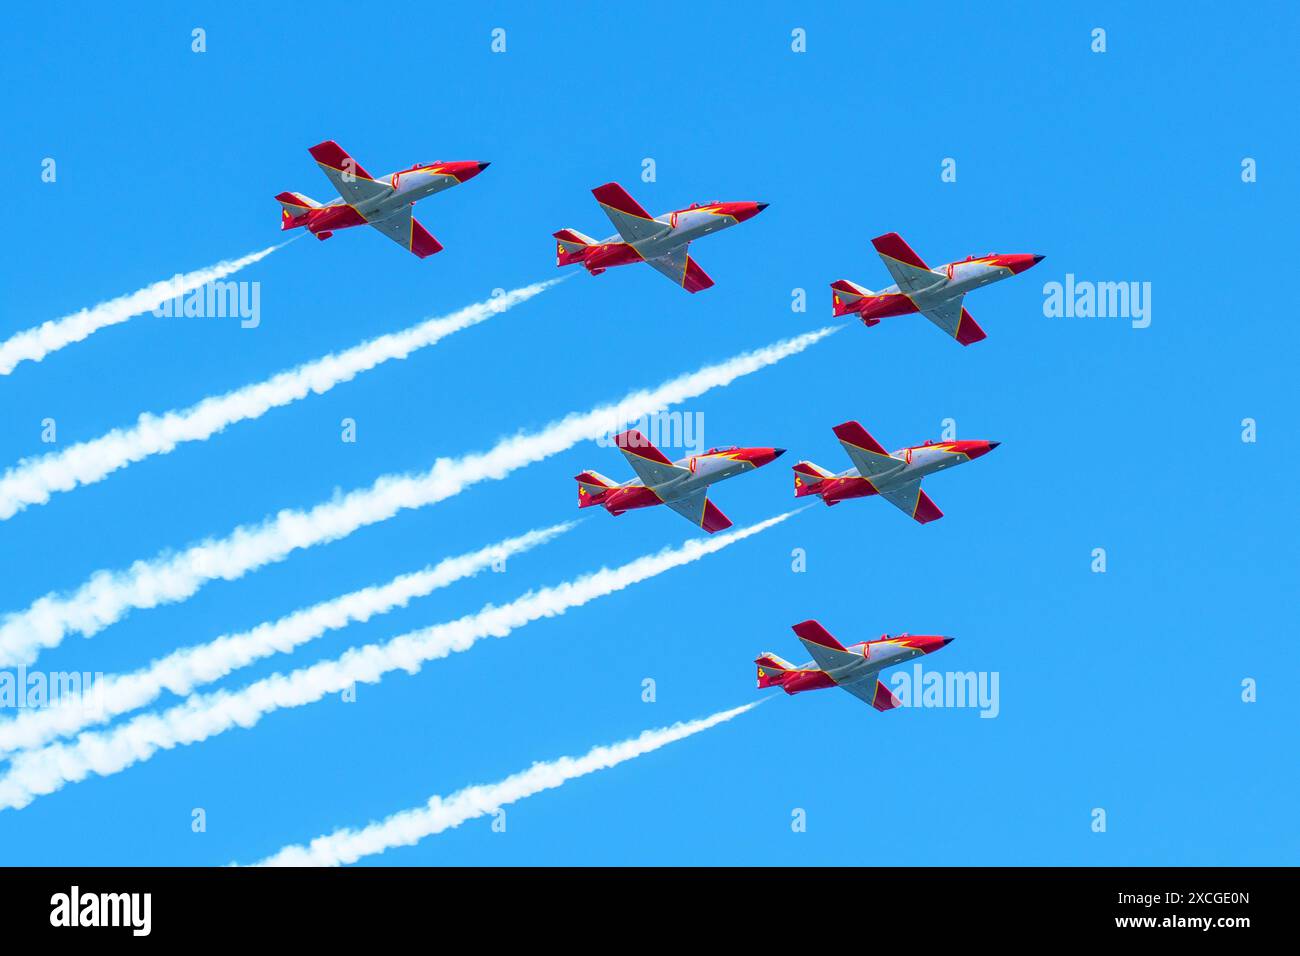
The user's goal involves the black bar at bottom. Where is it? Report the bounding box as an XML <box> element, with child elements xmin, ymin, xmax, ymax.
<box><xmin>0</xmin><ymin>866</ymin><xmax>1277</xmax><ymax>940</ymax></box>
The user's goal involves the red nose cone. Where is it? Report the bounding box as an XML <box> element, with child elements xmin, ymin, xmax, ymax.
<box><xmin>1008</xmin><ymin>253</ymin><xmax>1044</xmax><ymax>275</ymax></box>
<box><xmin>910</xmin><ymin>635</ymin><xmax>952</xmax><ymax>654</ymax></box>
<box><xmin>446</xmin><ymin>161</ymin><xmax>490</xmax><ymax>183</ymax></box>
<box><xmin>959</xmin><ymin>440</ymin><xmax>1000</xmax><ymax>460</ymax></box>
<box><xmin>725</xmin><ymin>202</ymin><xmax>768</xmax><ymax>223</ymax></box>
<box><xmin>740</xmin><ymin>447</ymin><xmax>785</xmax><ymax>467</ymax></box>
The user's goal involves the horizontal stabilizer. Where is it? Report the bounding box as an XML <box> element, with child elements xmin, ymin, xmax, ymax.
<box><xmin>275</xmin><ymin>191</ymin><xmax>319</xmax><ymax>230</ymax></box>
<box><xmin>575</xmin><ymin>471</ymin><xmax>616</xmax><ymax>508</ymax></box>
<box><xmin>755</xmin><ymin>654</ymin><xmax>795</xmax><ymax>688</ymax></box>
<box><xmin>792</xmin><ymin>461</ymin><xmax>833</xmax><ymax>498</ymax></box>
<box><xmin>554</xmin><ymin>228</ymin><xmax>596</xmax><ymax>266</ymax></box>
<box><xmin>830</xmin><ymin>279</ymin><xmax>871</xmax><ymax>317</ymax></box>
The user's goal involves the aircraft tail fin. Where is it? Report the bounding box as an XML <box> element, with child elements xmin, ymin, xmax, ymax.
<box><xmin>574</xmin><ymin>471</ymin><xmax>616</xmax><ymax>508</ymax></box>
<box><xmin>275</xmin><ymin>191</ymin><xmax>320</xmax><ymax>230</ymax></box>
<box><xmin>553</xmin><ymin>229</ymin><xmax>597</xmax><ymax>267</ymax></box>
<box><xmin>792</xmin><ymin>461</ymin><xmax>834</xmax><ymax>498</ymax></box>
<box><xmin>755</xmin><ymin>653</ymin><xmax>797</xmax><ymax>689</ymax></box>
<box><xmin>830</xmin><ymin>279</ymin><xmax>872</xmax><ymax>317</ymax></box>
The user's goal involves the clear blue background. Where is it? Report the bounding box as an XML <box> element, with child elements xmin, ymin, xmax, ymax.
<box><xmin>1</xmin><ymin>0</ymin><xmax>1295</xmax><ymax>865</ymax></box>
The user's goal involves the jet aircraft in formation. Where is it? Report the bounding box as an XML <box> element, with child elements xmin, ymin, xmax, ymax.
<box><xmin>553</xmin><ymin>183</ymin><xmax>767</xmax><ymax>293</ymax></box>
<box><xmin>832</xmin><ymin>232</ymin><xmax>1043</xmax><ymax>344</ymax></box>
<box><xmin>274</xmin><ymin>142</ymin><xmax>1035</xmax><ymax>717</ymax></box>
<box><xmin>276</xmin><ymin>141</ymin><xmax>489</xmax><ymax>258</ymax></box>
<box><xmin>575</xmin><ymin>430</ymin><xmax>784</xmax><ymax>534</ymax></box>
<box><xmin>756</xmin><ymin>620</ymin><xmax>953</xmax><ymax>711</ymax></box>
<box><xmin>792</xmin><ymin>420</ymin><xmax>999</xmax><ymax>524</ymax></box>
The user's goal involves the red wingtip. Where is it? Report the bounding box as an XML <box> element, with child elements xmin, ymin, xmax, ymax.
<box><xmin>955</xmin><ymin>308</ymin><xmax>987</xmax><ymax>345</ymax></box>
<box><xmin>791</xmin><ymin>620</ymin><xmax>847</xmax><ymax>650</ymax></box>
<box><xmin>701</xmin><ymin>499</ymin><xmax>732</xmax><ymax>534</ymax></box>
<box><xmin>308</xmin><ymin>140</ymin><xmax>375</xmax><ymax>181</ymax></box>
<box><xmin>870</xmin><ymin>232</ymin><xmax>929</xmax><ymax>269</ymax></box>
<box><xmin>871</xmin><ymin>681</ymin><xmax>902</xmax><ymax>712</ymax></box>
<box><xmin>591</xmin><ymin>182</ymin><xmax>653</xmax><ymax>220</ymax></box>
<box><xmin>682</xmin><ymin>257</ymin><xmax>714</xmax><ymax>293</ymax></box>
<box><xmin>410</xmin><ymin>219</ymin><xmax>444</xmax><ymax>259</ymax></box>
<box><xmin>613</xmin><ymin>429</ymin><xmax>674</xmax><ymax>465</ymax></box>
<box><xmin>831</xmin><ymin>421</ymin><xmax>889</xmax><ymax>456</ymax></box>
<box><xmin>912</xmin><ymin>490</ymin><xmax>944</xmax><ymax>524</ymax></box>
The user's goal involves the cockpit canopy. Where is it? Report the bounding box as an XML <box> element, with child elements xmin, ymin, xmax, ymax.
<box><xmin>703</xmin><ymin>445</ymin><xmax>738</xmax><ymax>455</ymax></box>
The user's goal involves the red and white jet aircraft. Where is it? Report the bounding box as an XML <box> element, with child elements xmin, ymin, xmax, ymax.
<box><xmin>757</xmin><ymin>620</ymin><xmax>953</xmax><ymax>711</ymax></box>
<box><xmin>832</xmin><ymin>232</ymin><xmax>1044</xmax><ymax>344</ymax></box>
<box><xmin>276</xmin><ymin>141</ymin><xmax>489</xmax><ymax>258</ymax></box>
<box><xmin>554</xmin><ymin>183</ymin><xmax>767</xmax><ymax>293</ymax></box>
<box><xmin>793</xmin><ymin>420</ymin><xmax>998</xmax><ymax>523</ymax></box>
<box><xmin>576</xmin><ymin>429</ymin><xmax>784</xmax><ymax>533</ymax></box>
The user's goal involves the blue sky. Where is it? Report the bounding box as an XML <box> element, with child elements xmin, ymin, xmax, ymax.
<box><xmin>1</xmin><ymin>1</ymin><xmax>1295</xmax><ymax>864</ymax></box>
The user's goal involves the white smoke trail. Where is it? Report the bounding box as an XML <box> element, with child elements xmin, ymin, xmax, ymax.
<box><xmin>0</xmin><ymin>513</ymin><xmax>795</xmax><ymax>811</ymax></box>
<box><xmin>0</xmin><ymin>327</ymin><xmax>837</xmax><ymax>668</ymax></box>
<box><xmin>0</xmin><ymin>245</ymin><xmax>282</xmax><ymax>376</ymax></box>
<box><xmin>252</xmin><ymin>702</ymin><xmax>760</xmax><ymax>866</ymax></box>
<box><xmin>0</xmin><ymin>522</ymin><xmax>572</xmax><ymax>759</ymax></box>
<box><xmin>0</xmin><ymin>281</ymin><xmax>558</xmax><ymax>521</ymax></box>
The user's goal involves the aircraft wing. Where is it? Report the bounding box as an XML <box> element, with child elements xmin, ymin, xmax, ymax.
<box><xmin>367</xmin><ymin>207</ymin><xmax>444</xmax><ymax>259</ymax></box>
<box><xmin>792</xmin><ymin>620</ymin><xmax>861</xmax><ymax>672</ymax></box>
<box><xmin>871</xmin><ymin>232</ymin><xmax>944</xmax><ymax>294</ymax></box>
<box><xmin>836</xmin><ymin>677</ymin><xmax>903</xmax><ymax>711</ymax></box>
<box><xmin>832</xmin><ymin>421</ymin><xmax>905</xmax><ymax>481</ymax></box>
<box><xmin>592</xmin><ymin>183</ymin><xmax>670</xmax><ymax>243</ymax></box>
<box><xmin>614</xmin><ymin>429</ymin><xmax>690</xmax><ymax>487</ymax></box>
<box><xmin>877</xmin><ymin>478</ymin><xmax>944</xmax><ymax>524</ymax></box>
<box><xmin>919</xmin><ymin>296</ymin><xmax>987</xmax><ymax>346</ymax></box>
<box><xmin>645</xmin><ymin>246</ymin><xmax>715</xmax><ymax>293</ymax></box>
<box><xmin>663</xmin><ymin>489</ymin><xmax>732</xmax><ymax>534</ymax></box>
<box><xmin>309</xmin><ymin>140</ymin><xmax>392</xmax><ymax>206</ymax></box>
<box><xmin>790</xmin><ymin>620</ymin><xmax>901</xmax><ymax>711</ymax></box>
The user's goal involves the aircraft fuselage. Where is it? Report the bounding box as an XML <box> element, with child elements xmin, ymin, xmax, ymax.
<box><xmin>856</xmin><ymin>254</ymin><xmax>1044</xmax><ymax>323</ymax></box>
<box><xmin>586</xmin><ymin>202</ymin><xmax>766</xmax><ymax>266</ymax></box>
<box><xmin>601</xmin><ymin>447</ymin><xmax>783</xmax><ymax>514</ymax></box>
<box><xmin>817</xmin><ymin>440</ymin><xmax>998</xmax><ymax>504</ymax></box>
